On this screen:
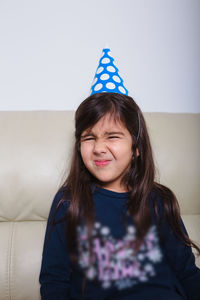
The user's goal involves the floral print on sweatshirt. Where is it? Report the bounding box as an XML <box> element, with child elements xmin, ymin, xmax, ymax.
<box><xmin>77</xmin><ymin>222</ymin><xmax>162</xmax><ymax>290</ymax></box>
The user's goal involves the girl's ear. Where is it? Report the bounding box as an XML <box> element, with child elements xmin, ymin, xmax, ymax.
<box><xmin>136</xmin><ymin>148</ymin><xmax>140</xmax><ymax>157</ymax></box>
<box><xmin>131</xmin><ymin>148</ymin><xmax>140</xmax><ymax>163</ymax></box>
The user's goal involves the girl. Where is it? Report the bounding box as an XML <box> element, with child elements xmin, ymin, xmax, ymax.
<box><xmin>39</xmin><ymin>92</ymin><xmax>200</xmax><ymax>300</ymax></box>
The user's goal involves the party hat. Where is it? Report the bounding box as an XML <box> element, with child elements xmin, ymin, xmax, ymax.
<box><xmin>90</xmin><ymin>48</ymin><xmax>128</xmax><ymax>96</ymax></box>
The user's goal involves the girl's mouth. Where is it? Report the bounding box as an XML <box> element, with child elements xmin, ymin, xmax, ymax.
<box><xmin>94</xmin><ymin>160</ymin><xmax>111</xmax><ymax>166</ymax></box>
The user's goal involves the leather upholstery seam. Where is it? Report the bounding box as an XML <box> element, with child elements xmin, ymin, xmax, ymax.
<box><xmin>8</xmin><ymin>222</ymin><xmax>15</xmax><ymax>300</ymax></box>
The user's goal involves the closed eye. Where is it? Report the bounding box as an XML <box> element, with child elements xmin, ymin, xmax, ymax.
<box><xmin>108</xmin><ymin>136</ymin><xmax>120</xmax><ymax>139</ymax></box>
<box><xmin>82</xmin><ymin>137</ymin><xmax>95</xmax><ymax>141</ymax></box>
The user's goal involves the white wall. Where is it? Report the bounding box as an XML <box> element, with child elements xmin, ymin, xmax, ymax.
<box><xmin>0</xmin><ymin>0</ymin><xmax>199</xmax><ymax>112</ymax></box>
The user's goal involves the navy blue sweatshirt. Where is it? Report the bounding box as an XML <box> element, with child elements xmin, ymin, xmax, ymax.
<box><xmin>39</xmin><ymin>187</ymin><xmax>200</xmax><ymax>300</ymax></box>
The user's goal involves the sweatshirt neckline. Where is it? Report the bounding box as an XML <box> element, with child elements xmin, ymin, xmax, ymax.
<box><xmin>94</xmin><ymin>186</ymin><xmax>130</xmax><ymax>199</ymax></box>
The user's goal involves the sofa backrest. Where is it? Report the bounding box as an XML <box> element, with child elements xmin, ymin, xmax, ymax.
<box><xmin>0</xmin><ymin>111</ymin><xmax>199</xmax><ymax>300</ymax></box>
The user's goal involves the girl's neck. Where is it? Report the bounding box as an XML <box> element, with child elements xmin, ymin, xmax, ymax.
<box><xmin>96</xmin><ymin>183</ymin><xmax>129</xmax><ymax>193</ymax></box>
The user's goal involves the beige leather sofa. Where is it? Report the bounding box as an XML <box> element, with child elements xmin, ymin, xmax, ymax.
<box><xmin>0</xmin><ymin>111</ymin><xmax>199</xmax><ymax>300</ymax></box>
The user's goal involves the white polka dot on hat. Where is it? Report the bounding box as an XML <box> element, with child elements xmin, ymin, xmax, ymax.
<box><xmin>90</xmin><ymin>48</ymin><xmax>128</xmax><ymax>96</ymax></box>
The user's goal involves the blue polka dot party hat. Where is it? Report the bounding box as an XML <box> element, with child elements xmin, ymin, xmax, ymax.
<box><xmin>90</xmin><ymin>48</ymin><xmax>128</xmax><ymax>96</ymax></box>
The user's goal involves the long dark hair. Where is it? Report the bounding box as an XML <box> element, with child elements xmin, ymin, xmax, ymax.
<box><xmin>55</xmin><ymin>92</ymin><xmax>200</xmax><ymax>262</ymax></box>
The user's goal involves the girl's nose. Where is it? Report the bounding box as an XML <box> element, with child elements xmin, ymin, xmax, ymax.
<box><xmin>93</xmin><ymin>139</ymin><xmax>107</xmax><ymax>154</ymax></box>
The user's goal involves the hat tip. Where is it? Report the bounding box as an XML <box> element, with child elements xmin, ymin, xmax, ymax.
<box><xmin>103</xmin><ymin>43</ymin><xmax>110</xmax><ymax>50</ymax></box>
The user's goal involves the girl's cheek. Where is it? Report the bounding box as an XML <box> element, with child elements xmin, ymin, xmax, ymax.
<box><xmin>109</xmin><ymin>143</ymin><xmax>121</xmax><ymax>152</ymax></box>
<box><xmin>80</xmin><ymin>145</ymin><xmax>86</xmax><ymax>160</ymax></box>
<box><xmin>81</xmin><ymin>143</ymin><xmax>93</xmax><ymax>156</ymax></box>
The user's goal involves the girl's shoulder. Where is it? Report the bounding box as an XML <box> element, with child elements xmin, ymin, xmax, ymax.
<box><xmin>53</xmin><ymin>186</ymin><xmax>69</xmax><ymax>204</ymax></box>
<box><xmin>149</xmin><ymin>184</ymin><xmax>179</xmax><ymax>223</ymax></box>
<box><xmin>48</xmin><ymin>186</ymin><xmax>70</xmax><ymax>224</ymax></box>
<box><xmin>151</xmin><ymin>183</ymin><xmax>178</xmax><ymax>207</ymax></box>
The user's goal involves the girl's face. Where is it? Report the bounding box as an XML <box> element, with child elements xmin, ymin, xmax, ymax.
<box><xmin>80</xmin><ymin>113</ymin><xmax>133</xmax><ymax>192</ymax></box>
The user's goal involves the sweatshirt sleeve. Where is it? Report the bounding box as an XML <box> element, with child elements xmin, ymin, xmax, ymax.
<box><xmin>157</xmin><ymin>198</ymin><xmax>200</xmax><ymax>300</ymax></box>
<box><xmin>39</xmin><ymin>189</ymin><xmax>71</xmax><ymax>300</ymax></box>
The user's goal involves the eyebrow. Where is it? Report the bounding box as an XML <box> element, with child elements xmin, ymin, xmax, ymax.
<box><xmin>81</xmin><ymin>131</ymin><xmax>125</xmax><ymax>138</ymax></box>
